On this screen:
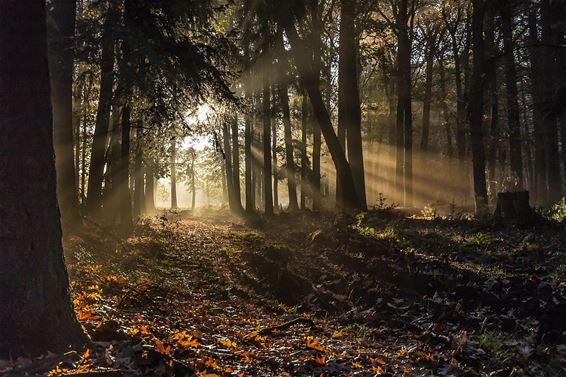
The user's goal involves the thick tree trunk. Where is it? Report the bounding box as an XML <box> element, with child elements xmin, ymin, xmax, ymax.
<box><xmin>86</xmin><ymin>0</ymin><xmax>118</xmax><ymax>214</ymax></box>
<box><xmin>469</xmin><ymin>0</ymin><xmax>489</xmax><ymax>215</ymax></box>
<box><xmin>272</xmin><ymin>121</ymin><xmax>279</xmax><ymax>211</ymax></box>
<box><xmin>244</xmin><ymin>46</ymin><xmax>255</xmax><ymax>213</ymax></box>
<box><xmin>339</xmin><ymin>0</ymin><xmax>367</xmax><ymax>209</ymax></box>
<box><xmin>191</xmin><ymin>152</ymin><xmax>196</xmax><ymax>210</ymax></box>
<box><xmin>48</xmin><ymin>0</ymin><xmax>81</xmax><ymax>227</ymax></box>
<box><xmin>311</xmin><ymin>0</ymin><xmax>323</xmax><ymax>211</ymax></box>
<box><xmin>501</xmin><ymin>2</ymin><xmax>524</xmax><ymax>189</ymax></box>
<box><xmin>283</xmin><ymin>23</ymin><xmax>361</xmax><ymax>211</ymax></box>
<box><xmin>0</xmin><ymin>1</ymin><xmax>85</xmax><ymax>357</ymax></box>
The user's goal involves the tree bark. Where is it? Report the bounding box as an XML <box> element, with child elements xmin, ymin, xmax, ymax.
<box><xmin>469</xmin><ymin>0</ymin><xmax>489</xmax><ymax>215</ymax></box>
<box><xmin>231</xmin><ymin>116</ymin><xmax>242</xmax><ymax>208</ymax></box>
<box><xmin>119</xmin><ymin>103</ymin><xmax>133</xmax><ymax>233</ymax></box>
<box><xmin>0</xmin><ymin>1</ymin><xmax>86</xmax><ymax>357</ymax></box>
<box><xmin>339</xmin><ymin>0</ymin><xmax>367</xmax><ymax>209</ymax></box>
<box><xmin>145</xmin><ymin>159</ymin><xmax>156</xmax><ymax>213</ymax></box>
<box><xmin>420</xmin><ymin>29</ymin><xmax>436</xmax><ymax>152</ymax></box>
<box><xmin>133</xmin><ymin>126</ymin><xmax>145</xmax><ymax>218</ymax></box>
<box><xmin>501</xmin><ymin>1</ymin><xmax>524</xmax><ymax>189</ymax></box>
<box><xmin>283</xmin><ymin>23</ymin><xmax>361</xmax><ymax>211</ymax></box>
<box><xmin>86</xmin><ymin>0</ymin><xmax>118</xmax><ymax>215</ymax></box>
<box><xmin>243</xmin><ymin>45</ymin><xmax>255</xmax><ymax>213</ymax></box>
<box><xmin>301</xmin><ymin>92</ymin><xmax>309</xmax><ymax>210</ymax></box>
<box><xmin>262</xmin><ymin>69</ymin><xmax>274</xmax><ymax>216</ymax></box>
<box><xmin>171</xmin><ymin>137</ymin><xmax>178</xmax><ymax>210</ymax></box>
<box><xmin>48</xmin><ymin>0</ymin><xmax>81</xmax><ymax>227</ymax></box>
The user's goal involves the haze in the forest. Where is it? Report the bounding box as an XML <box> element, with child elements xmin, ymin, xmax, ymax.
<box><xmin>1</xmin><ymin>0</ymin><xmax>566</xmax><ymax>375</ymax></box>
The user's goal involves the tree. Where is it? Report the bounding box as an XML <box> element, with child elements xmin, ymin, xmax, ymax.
<box><xmin>0</xmin><ymin>1</ymin><xmax>85</xmax><ymax>356</ymax></box>
<box><xmin>469</xmin><ymin>0</ymin><xmax>488</xmax><ymax>214</ymax></box>
<box><xmin>48</xmin><ymin>0</ymin><xmax>81</xmax><ymax>227</ymax></box>
<box><xmin>86</xmin><ymin>0</ymin><xmax>119</xmax><ymax>215</ymax></box>
<box><xmin>339</xmin><ymin>0</ymin><xmax>367</xmax><ymax>209</ymax></box>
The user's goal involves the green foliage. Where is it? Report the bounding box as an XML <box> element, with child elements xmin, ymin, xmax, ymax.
<box><xmin>543</xmin><ymin>198</ymin><xmax>566</xmax><ymax>222</ymax></box>
<box><xmin>465</xmin><ymin>232</ymin><xmax>491</xmax><ymax>246</ymax></box>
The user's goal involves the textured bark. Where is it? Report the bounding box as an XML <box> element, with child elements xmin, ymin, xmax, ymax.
<box><xmin>420</xmin><ymin>29</ymin><xmax>437</xmax><ymax>152</ymax></box>
<box><xmin>48</xmin><ymin>0</ymin><xmax>81</xmax><ymax>227</ymax></box>
<box><xmin>272</xmin><ymin>120</ymin><xmax>279</xmax><ymax>211</ymax></box>
<box><xmin>86</xmin><ymin>0</ymin><xmax>118</xmax><ymax>214</ymax></box>
<box><xmin>469</xmin><ymin>0</ymin><xmax>488</xmax><ymax>215</ymax></box>
<box><xmin>485</xmin><ymin>2</ymin><xmax>499</xmax><ymax>194</ymax></box>
<box><xmin>501</xmin><ymin>2</ymin><xmax>524</xmax><ymax>189</ymax></box>
<box><xmin>223</xmin><ymin>122</ymin><xmax>236</xmax><ymax>211</ymax></box>
<box><xmin>0</xmin><ymin>1</ymin><xmax>85</xmax><ymax>357</ymax></box>
<box><xmin>339</xmin><ymin>0</ymin><xmax>367</xmax><ymax>209</ymax></box>
<box><xmin>243</xmin><ymin>43</ymin><xmax>255</xmax><ymax>213</ymax></box>
<box><xmin>119</xmin><ymin>104</ymin><xmax>133</xmax><ymax>233</ymax></box>
<box><xmin>311</xmin><ymin>0</ymin><xmax>323</xmax><ymax>211</ymax></box>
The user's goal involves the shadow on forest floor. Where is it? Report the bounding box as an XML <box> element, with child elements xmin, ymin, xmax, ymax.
<box><xmin>4</xmin><ymin>209</ymin><xmax>565</xmax><ymax>376</ymax></box>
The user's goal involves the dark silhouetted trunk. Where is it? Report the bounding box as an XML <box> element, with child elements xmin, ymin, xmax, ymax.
<box><xmin>223</xmin><ymin>122</ymin><xmax>237</xmax><ymax>211</ymax></box>
<box><xmin>311</xmin><ymin>0</ymin><xmax>323</xmax><ymax>210</ymax></box>
<box><xmin>277</xmin><ymin>49</ymin><xmax>298</xmax><ymax>210</ymax></box>
<box><xmin>469</xmin><ymin>0</ymin><xmax>488</xmax><ymax>214</ymax></box>
<box><xmin>301</xmin><ymin>93</ymin><xmax>309</xmax><ymax>209</ymax></box>
<box><xmin>171</xmin><ymin>138</ymin><xmax>178</xmax><ymax>210</ymax></box>
<box><xmin>501</xmin><ymin>2</ymin><xmax>524</xmax><ymax>189</ymax></box>
<box><xmin>86</xmin><ymin>0</ymin><xmax>118</xmax><ymax>214</ymax></box>
<box><xmin>283</xmin><ymin>23</ymin><xmax>361</xmax><ymax>210</ymax></box>
<box><xmin>231</xmin><ymin>116</ymin><xmax>242</xmax><ymax>208</ymax></box>
<box><xmin>48</xmin><ymin>0</ymin><xmax>81</xmax><ymax>227</ymax></box>
<box><xmin>243</xmin><ymin>45</ymin><xmax>255</xmax><ymax>213</ymax></box>
<box><xmin>133</xmin><ymin>126</ymin><xmax>145</xmax><ymax>218</ymax></box>
<box><xmin>528</xmin><ymin>8</ymin><xmax>546</xmax><ymax>202</ymax></box>
<box><xmin>485</xmin><ymin>2</ymin><xmax>499</xmax><ymax>194</ymax></box>
<box><xmin>339</xmin><ymin>0</ymin><xmax>367</xmax><ymax>209</ymax></box>
<box><xmin>541</xmin><ymin>0</ymin><xmax>562</xmax><ymax>202</ymax></box>
<box><xmin>0</xmin><ymin>1</ymin><xmax>86</xmax><ymax>357</ymax></box>
<box><xmin>190</xmin><ymin>151</ymin><xmax>196</xmax><ymax>210</ymax></box>
<box><xmin>272</xmin><ymin>120</ymin><xmax>279</xmax><ymax>211</ymax></box>
<box><xmin>263</xmin><ymin>70</ymin><xmax>274</xmax><ymax>216</ymax></box>
<box><xmin>145</xmin><ymin>160</ymin><xmax>156</xmax><ymax>213</ymax></box>
<box><xmin>421</xmin><ymin>29</ymin><xmax>437</xmax><ymax>152</ymax></box>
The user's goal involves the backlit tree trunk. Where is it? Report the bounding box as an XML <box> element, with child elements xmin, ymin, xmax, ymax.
<box><xmin>0</xmin><ymin>1</ymin><xmax>86</xmax><ymax>357</ymax></box>
<box><xmin>48</xmin><ymin>0</ymin><xmax>81</xmax><ymax>227</ymax></box>
<box><xmin>262</xmin><ymin>69</ymin><xmax>274</xmax><ymax>216</ymax></box>
<box><xmin>86</xmin><ymin>0</ymin><xmax>118</xmax><ymax>214</ymax></box>
<box><xmin>231</xmin><ymin>116</ymin><xmax>242</xmax><ymax>208</ymax></box>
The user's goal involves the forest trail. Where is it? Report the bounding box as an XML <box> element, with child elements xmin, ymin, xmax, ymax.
<box><xmin>6</xmin><ymin>210</ymin><xmax>564</xmax><ymax>376</ymax></box>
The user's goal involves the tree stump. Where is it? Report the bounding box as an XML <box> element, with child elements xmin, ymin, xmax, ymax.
<box><xmin>493</xmin><ymin>191</ymin><xmax>535</xmax><ymax>226</ymax></box>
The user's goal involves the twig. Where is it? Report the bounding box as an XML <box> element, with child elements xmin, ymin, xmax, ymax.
<box><xmin>257</xmin><ymin>317</ymin><xmax>315</xmax><ymax>335</ymax></box>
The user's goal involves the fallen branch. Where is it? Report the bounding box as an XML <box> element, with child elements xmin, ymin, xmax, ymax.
<box><xmin>257</xmin><ymin>317</ymin><xmax>315</xmax><ymax>335</ymax></box>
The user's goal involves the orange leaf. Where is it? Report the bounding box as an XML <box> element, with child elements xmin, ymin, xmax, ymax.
<box><xmin>218</xmin><ymin>338</ymin><xmax>237</xmax><ymax>349</ymax></box>
<box><xmin>332</xmin><ymin>330</ymin><xmax>346</xmax><ymax>338</ymax></box>
<box><xmin>306</xmin><ymin>336</ymin><xmax>325</xmax><ymax>352</ymax></box>
<box><xmin>314</xmin><ymin>354</ymin><xmax>326</xmax><ymax>365</ymax></box>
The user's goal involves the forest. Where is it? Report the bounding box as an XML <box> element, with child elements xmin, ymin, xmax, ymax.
<box><xmin>0</xmin><ymin>0</ymin><xmax>566</xmax><ymax>376</ymax></box>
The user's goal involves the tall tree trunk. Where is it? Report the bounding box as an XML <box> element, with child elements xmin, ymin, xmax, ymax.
<box><xmin>223</xmin><ymin>122</ymin><xmax>237</xmax><ymax>211</ymax></box>
<box><xmin>541</xmin><ymin>0</ymin><xmax>562</xmax><ymax>203</ymax></box>
<box><xmin>469</xmin><ymin>0</ymin><xmax>489</xmax><ymax>214</ymax></box>
<box><xmin>485</xmin><ymin>1</ymin><xmax>499</xmax><ymax>197</ymax></box>
<box><xmin>439</xmin><ymin>58</ymin><xmax>453</xmax><ymax>158</ymax></box>
<box><xmin>170</xmin><ymin>138</ymin><xmax>178</xmax><ymax>210</ymax></box>
<box><xmin>311</xmin><ymin>0</ymin><xmax>323</xmax><ymax>210</ymax></box>
<box><xmin>283</xmin><ymin>23</ymin><xmax>361</xmax><ymax>210</ymax></box>
<box><xmin>86</xmin><ymin>0</ymin><xmax>118</xmax><ymax>214</ymax></box>
<box><xmin>501</xmin><ymin>1</ymin><xmax>524</xmax><ymax>189</ymax></box>
<box><xmin>133</xmin><ymin>126</ymin><xmax>145</xmax><ymax>218</ymax></box>
<box><xmin>421</xmin><ymin>32</ymin><xmax>436</xmax><ymax>152</ymax></box>
<box><xmin>244</xmin><ymin>46</ymin><xmax>255</xmax><ymax>213</ymax></box>
<box><xmin>301</xmin><ymin>92</ymin><xmax>309</xmax><ymax>210</ymax></box>
<box><xmin>48</xmin><ymin>0</ymin><xmax>81</xmax><ymax>227</ymax></box>
<box><xmin>231</xmin><ymin>116</ymin><xmax>242</xmax><ymax>209</ymax></box>
<box><xmin>191</xmin><ymin>151</ymin><xmax>196</xmax><ymax>210</ymax></box>
<box><xmin>262</xmin><ymin>70</ymin><xmax>274</xmax><ymax>215</ymax></box>
<box><xmin>0</xmin><ymin>1</ymin><xmax>86</xmax><ymax>357</ymax></box>
<box><xmin>119</xmin><ymin>103</ymin><xmax>133</xmax><ymax>233</ymax></box>
<box><xmin>339</xmin><ymin>0</ymin><xmax>367</xmax><ymax>209</ymax></box>
<box><xmin>277</xmin><ymin>48</ymin><xmax>299</xmax><ymax>211</ymax></box>
<box><xmin>396</xmin><ymin>0</ymin><xmax>413</xmax><ymax>206</ymax></box>
<box><xmin>272</xmin><ymin>120</ymin><xmax>279</xmax><ymax>211</ymax></box>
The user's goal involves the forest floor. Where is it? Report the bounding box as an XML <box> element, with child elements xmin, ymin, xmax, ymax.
<box><xmin>2</xmin><ymin>207</ymin><xmax>566</xmax><ymax>376</ymax></box>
